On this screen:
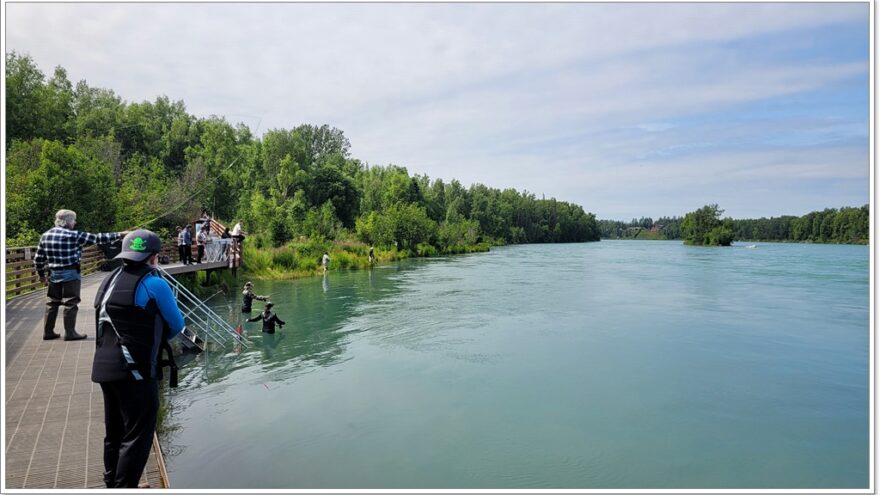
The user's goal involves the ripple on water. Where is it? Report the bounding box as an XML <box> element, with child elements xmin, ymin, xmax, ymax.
<box><xmin>167</xmin><ymin>242</ymin><xmax>868</xmax><ymax>489</ymax></box>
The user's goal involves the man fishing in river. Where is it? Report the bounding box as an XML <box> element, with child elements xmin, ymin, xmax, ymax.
<box><xmin>247</xmin><ymin>302</ymin><xmax>286</xmax><ymax>334</ymax></box>
<box><xmin>241</xmin><ymin>281</ymin><xmax>269</xmax><ymax>313</ymax></box>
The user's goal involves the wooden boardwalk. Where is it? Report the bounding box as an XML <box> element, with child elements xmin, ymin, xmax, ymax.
<box><xmin>4</xmin><ymin>260</ymin><xmax>225</xmax><ymax>489</ymax></box>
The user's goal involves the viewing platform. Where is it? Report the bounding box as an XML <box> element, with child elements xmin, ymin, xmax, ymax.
<box><xmin>5</xmin><ymin>219</ymin><xmax>243</xmax><ymax>489</ymax></box>
<box><xmin>5</xmin><ymin>272</ymin><xmax>168</xmax><ymax>489</ymax></box>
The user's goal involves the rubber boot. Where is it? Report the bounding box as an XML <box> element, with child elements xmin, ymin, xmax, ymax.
<box><xmin>64</xmin><ymin>330</ymin><xmax>87</xmax><ymax>341</ymax></box>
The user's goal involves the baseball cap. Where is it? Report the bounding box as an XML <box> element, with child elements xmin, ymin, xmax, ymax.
<box><xmin>115</xmin><ymin>229</ymin><xmax>162</xmax><ymax>262</ymax></box>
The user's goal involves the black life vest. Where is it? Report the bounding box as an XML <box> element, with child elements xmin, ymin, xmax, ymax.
<box><xmin>91</xmin><ymin>264</ymin><xmax>177</xmax><ymax>384</ymax></box>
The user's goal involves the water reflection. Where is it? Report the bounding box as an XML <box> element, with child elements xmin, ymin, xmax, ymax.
<box><xmin>260</xmin><ymin>332</ymin><xmax>285</xmax><ymax>359</ymax></box>
<box><xmin>176</xmin><ymin>261</ymin><xmax>421</xmax><ymax>387</ymax></box>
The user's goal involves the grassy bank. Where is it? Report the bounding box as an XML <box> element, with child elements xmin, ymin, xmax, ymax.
<box><xmin>242</xmin><ymin>238</ymin><xmax>492</xmax><ymax>281</ymax></box>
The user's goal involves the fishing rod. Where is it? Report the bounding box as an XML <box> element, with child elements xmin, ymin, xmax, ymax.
<box><xmin>180</xmin><ymin>290</ymin><xmax>224</xmax><ymax>320</ymax></box>
<box><xmin>131</xmin><ymin>115</ymin><xmax>263</xmax><ymax>230</ymax></box>
<box><xmin>133</xmin><ymin>156</ymin><xmax>241</xmax><ymax>230</ymax></box>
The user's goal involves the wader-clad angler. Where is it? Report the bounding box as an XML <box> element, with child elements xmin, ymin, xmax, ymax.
<box><xmin>91</xmin><ymin>230</ymin><xmax>185</xmax><ymax>488</ymax></box>
<box><xmin>241</xmin><ymin>281</ymin><xmax>268</xmax><ymax>312</ymax></box>
<box><xmin>247</xmin><ymin>302</ymin><xmax>286</xmax><ymax>333</ymax></box>
<box><xmin>33</xmin><ymin>209</ymin><xmax>127</xmax><ymax>341</ymax></box>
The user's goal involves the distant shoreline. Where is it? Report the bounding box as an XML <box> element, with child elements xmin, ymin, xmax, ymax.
<box><xmin>599</xmin><ymin>237</ymin><xmax>868</xmax><ymax>246</ymax></box>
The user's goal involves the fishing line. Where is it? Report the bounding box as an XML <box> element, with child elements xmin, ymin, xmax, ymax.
<box><xmin>131</xmin><ymin>115</ymin><xmax>263</xmax><ymax>229</ymax></box>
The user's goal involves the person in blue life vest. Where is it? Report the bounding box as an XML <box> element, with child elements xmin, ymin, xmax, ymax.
<box><xmin>241</xmin><ymin>281</ymin><xmax>269</xmax><ymax>313</ymax></box>
<box><xmin>247</xmin><ymin>301</ymin><xmax>286</xmax><ymax>333</ymax></box>
<box><xmin>91</xmin><ymin>230</ymin><xmax>185</xmax><ymax>488</ymax></box>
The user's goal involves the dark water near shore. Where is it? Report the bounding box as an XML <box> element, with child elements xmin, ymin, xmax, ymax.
<box><xmin>162</xmin><ymin>240</ymin><xmax>869</xmax><ymax>488</ymax></box>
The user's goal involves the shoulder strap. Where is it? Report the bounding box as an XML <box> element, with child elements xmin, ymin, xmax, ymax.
<box><xmin>94</xmin><ymin>266</ymin><xmax>123</xmax><ymax>309</ymax></box>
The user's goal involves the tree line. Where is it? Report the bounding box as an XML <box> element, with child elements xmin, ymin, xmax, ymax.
<box><xmin>598</xmin><ymin>206</ymin><xmax>868</xmax><ymax>245</ymax></box>
<box><xmin>6</xmin><ymin>52</ymin><xmax>601</xmax><ymax>252</ymax></box>
<box><xmin>730</xmin><ymin>206</ymin><xmax>869</xmax><ymax>244</ymax></box>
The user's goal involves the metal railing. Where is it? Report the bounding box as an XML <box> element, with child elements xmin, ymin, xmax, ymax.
<box><xmin>202</xmin><ymin>238</ymin><xmax>233</xmax><ymax>263</ymax></box>
<box><xmin>156</xmin><ymin>266</ymin><xmax>248</xmax><ymax>349</ymax></box>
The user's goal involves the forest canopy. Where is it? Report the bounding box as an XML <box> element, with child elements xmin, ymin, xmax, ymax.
<box><xmin>5</xmin><ymin>52</ymin><xmax>601</xmax><ymax>250</ymax></box>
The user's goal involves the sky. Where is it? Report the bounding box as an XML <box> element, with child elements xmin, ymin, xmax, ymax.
<box><xmin>4</xmin><ymin>2</ymin><xmax>870</xmax><ymax>220</ymax></box>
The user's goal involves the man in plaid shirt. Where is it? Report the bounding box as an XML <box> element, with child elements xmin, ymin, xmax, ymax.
<box><xmin>34</xmin><ymin>209</ymin><xmax>128</xmax><ymax>341</ymax></box>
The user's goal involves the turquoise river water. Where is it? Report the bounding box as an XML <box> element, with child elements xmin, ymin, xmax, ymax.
<box><xmin>162</xmin><ymin>240</ymin><xmax>869</xmax><ymax>489</ymax></box>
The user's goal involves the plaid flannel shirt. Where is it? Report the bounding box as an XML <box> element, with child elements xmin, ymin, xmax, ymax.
<box><xmin>33</xmin><ymin>227</ymin><xmax>122</xmax><ymax>278</ymax></box>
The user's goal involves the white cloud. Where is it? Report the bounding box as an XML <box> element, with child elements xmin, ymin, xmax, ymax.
<box><xmin>5</xmin><ymin>2</ymin><xmax>869</xmax><ymax>219</ymax></box>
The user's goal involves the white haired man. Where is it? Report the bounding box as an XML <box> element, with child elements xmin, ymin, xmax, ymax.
<box><xmin>33</xmin><ymin>209</ymin><xmax>128</xmax><ymax>341</ymax></box>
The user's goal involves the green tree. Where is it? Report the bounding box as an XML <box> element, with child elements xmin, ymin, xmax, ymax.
<box><xmin>6</xmin><ymin>139</ymin><xmax>116</xmax><ymax>238</ymax></box>
<box><xmin>682</xmin><ymin>204</ymin><xmax>730</xmax><ymax>246</ymax></box>
<box><xmin>371</xmin><ymin>203</ymin><xmax>437</xmax><ymax>251</ymax></box>
<box><xmin>114</xmin><ymin>152</ymin><xmax>173</xmax><ymax>231</ymax></box>
<box><xmin>302</xmin><ymin>201</ymin><xmax>342</xmax><ymax>239</ymax></box>
<box><xmin>438</xmin><ymin>219</ymin><xmax>480</xmax><ymax>251</ymax></box>
<box><xmin>306</xmin><ymin>159</ymin><xmax>360</xmax><ymax>227</ymax></box>
<box><xmin>5</xmin><ymin>53</ymin><xmax>74</xmax><ymax>146</ymax></box>
<box><xmin>6</xmin><ymin>55</ymin><xmax>611</xmax><ymax>254</ymax></box>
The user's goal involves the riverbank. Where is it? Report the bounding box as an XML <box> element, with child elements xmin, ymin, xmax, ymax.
<box><xmin>599</xmin><ymin>237</ymin><xmax>868</xmax><ymax>245</ymax></box>
<box><xmin>240</xmin><ymin>238</ymin><xmax>493</xmax><ymax>281</ymax></box>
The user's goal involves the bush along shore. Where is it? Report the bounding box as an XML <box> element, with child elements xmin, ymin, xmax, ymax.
<box><xmin>241</xmin><ymin>237</ymin><xmax>493</xmax><ymax>281</ymax></box>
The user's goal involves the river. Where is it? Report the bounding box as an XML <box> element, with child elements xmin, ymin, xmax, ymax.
<box><xmin>162</xmin><ymin>240</ymin><xmax>869</xmax><ymax>489</ymax></box>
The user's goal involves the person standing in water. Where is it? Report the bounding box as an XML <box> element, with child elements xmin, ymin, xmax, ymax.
<box><xmin>368</xmin><ymin>245</ymin><xmax>375</xmax><ymax>265</ymax></box>
<box><xmin>247</xmin><ymin>302</ymin><xmax>286</xmax><ymax>334</ymax></box>
<box><xmin>322</xmin><ymin>252</ymin><xmax>330</xmax><ymax>273</ymax></box>
<box><xmin>241</xmin><ymin>281</ymin><xmax>269</xmax><ymax>313</ymax></box>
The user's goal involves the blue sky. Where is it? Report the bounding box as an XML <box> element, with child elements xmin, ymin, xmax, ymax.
<box><xmin>5</xmin><ymin>3</ymin><xmax>870</xmax><ymax>220</ymax></box>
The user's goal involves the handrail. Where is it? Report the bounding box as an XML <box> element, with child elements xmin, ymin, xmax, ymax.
<box><xmin>6</xmin><ymin>217</ymin><xmax>243</xmax><ymax>300</ymax></box>
<box><xmin>166</xmin><ymin>281</ymin><xmax>243</xmax><ymax>347</ymax></box>
<box><xmin>156</xmin><ymin>266</ymin><xmax>248</xmax><ymax>349</ymax></box>
<box><xmin>6</xmin><ymin>244</ymin><xmax>107</xmax><ymax>298</ymax></box>
<box><xmin>194</xmin><ymin>218</ymin><xmax>245</xmax><ymax>268</ymax></box>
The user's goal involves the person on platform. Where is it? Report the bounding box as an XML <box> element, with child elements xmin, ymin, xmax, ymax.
<box><xmin>176</xmin><ymin>226</ymin><xmax>186</xmax><ymax>264</ymax></box>
<box><xmin>91</xmin><ymin>230</ymin><xmax>185</xmax><ymax>488</ymax></box>
<box><xmin>196</xmin><ymin>225</ymin><xmax>210</xmax><ymax>264</ymax></box>
<box><xmin>33</xmin><ymin>209</ymin><xmax>127</xmax><ymax>341</ymax></box>
<box><xmin>181</xmin><ymin>225</ymin><xmax>193</xmax><ymax>265</ymax></box>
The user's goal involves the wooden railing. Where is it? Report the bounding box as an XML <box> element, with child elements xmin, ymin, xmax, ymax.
<box><xmin>6</xmin><ymin>240</ymin><xmax>182</xmax><ymax>299</ymax></box>
<box><xmin>6</xmin><ymin>221</ymin><xmax>242</xmax><ymax>299</ymax></box>
<box><xmin>5</xmin><ymin>245</ymin><xmax>106</xmax><ymax>298</ymax></box>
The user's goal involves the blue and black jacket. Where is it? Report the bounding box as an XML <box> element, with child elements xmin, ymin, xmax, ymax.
<box><xmin>91</xmin><ymin>264</ymin><xmax>185</xmax><ymax>383</ymax></box>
